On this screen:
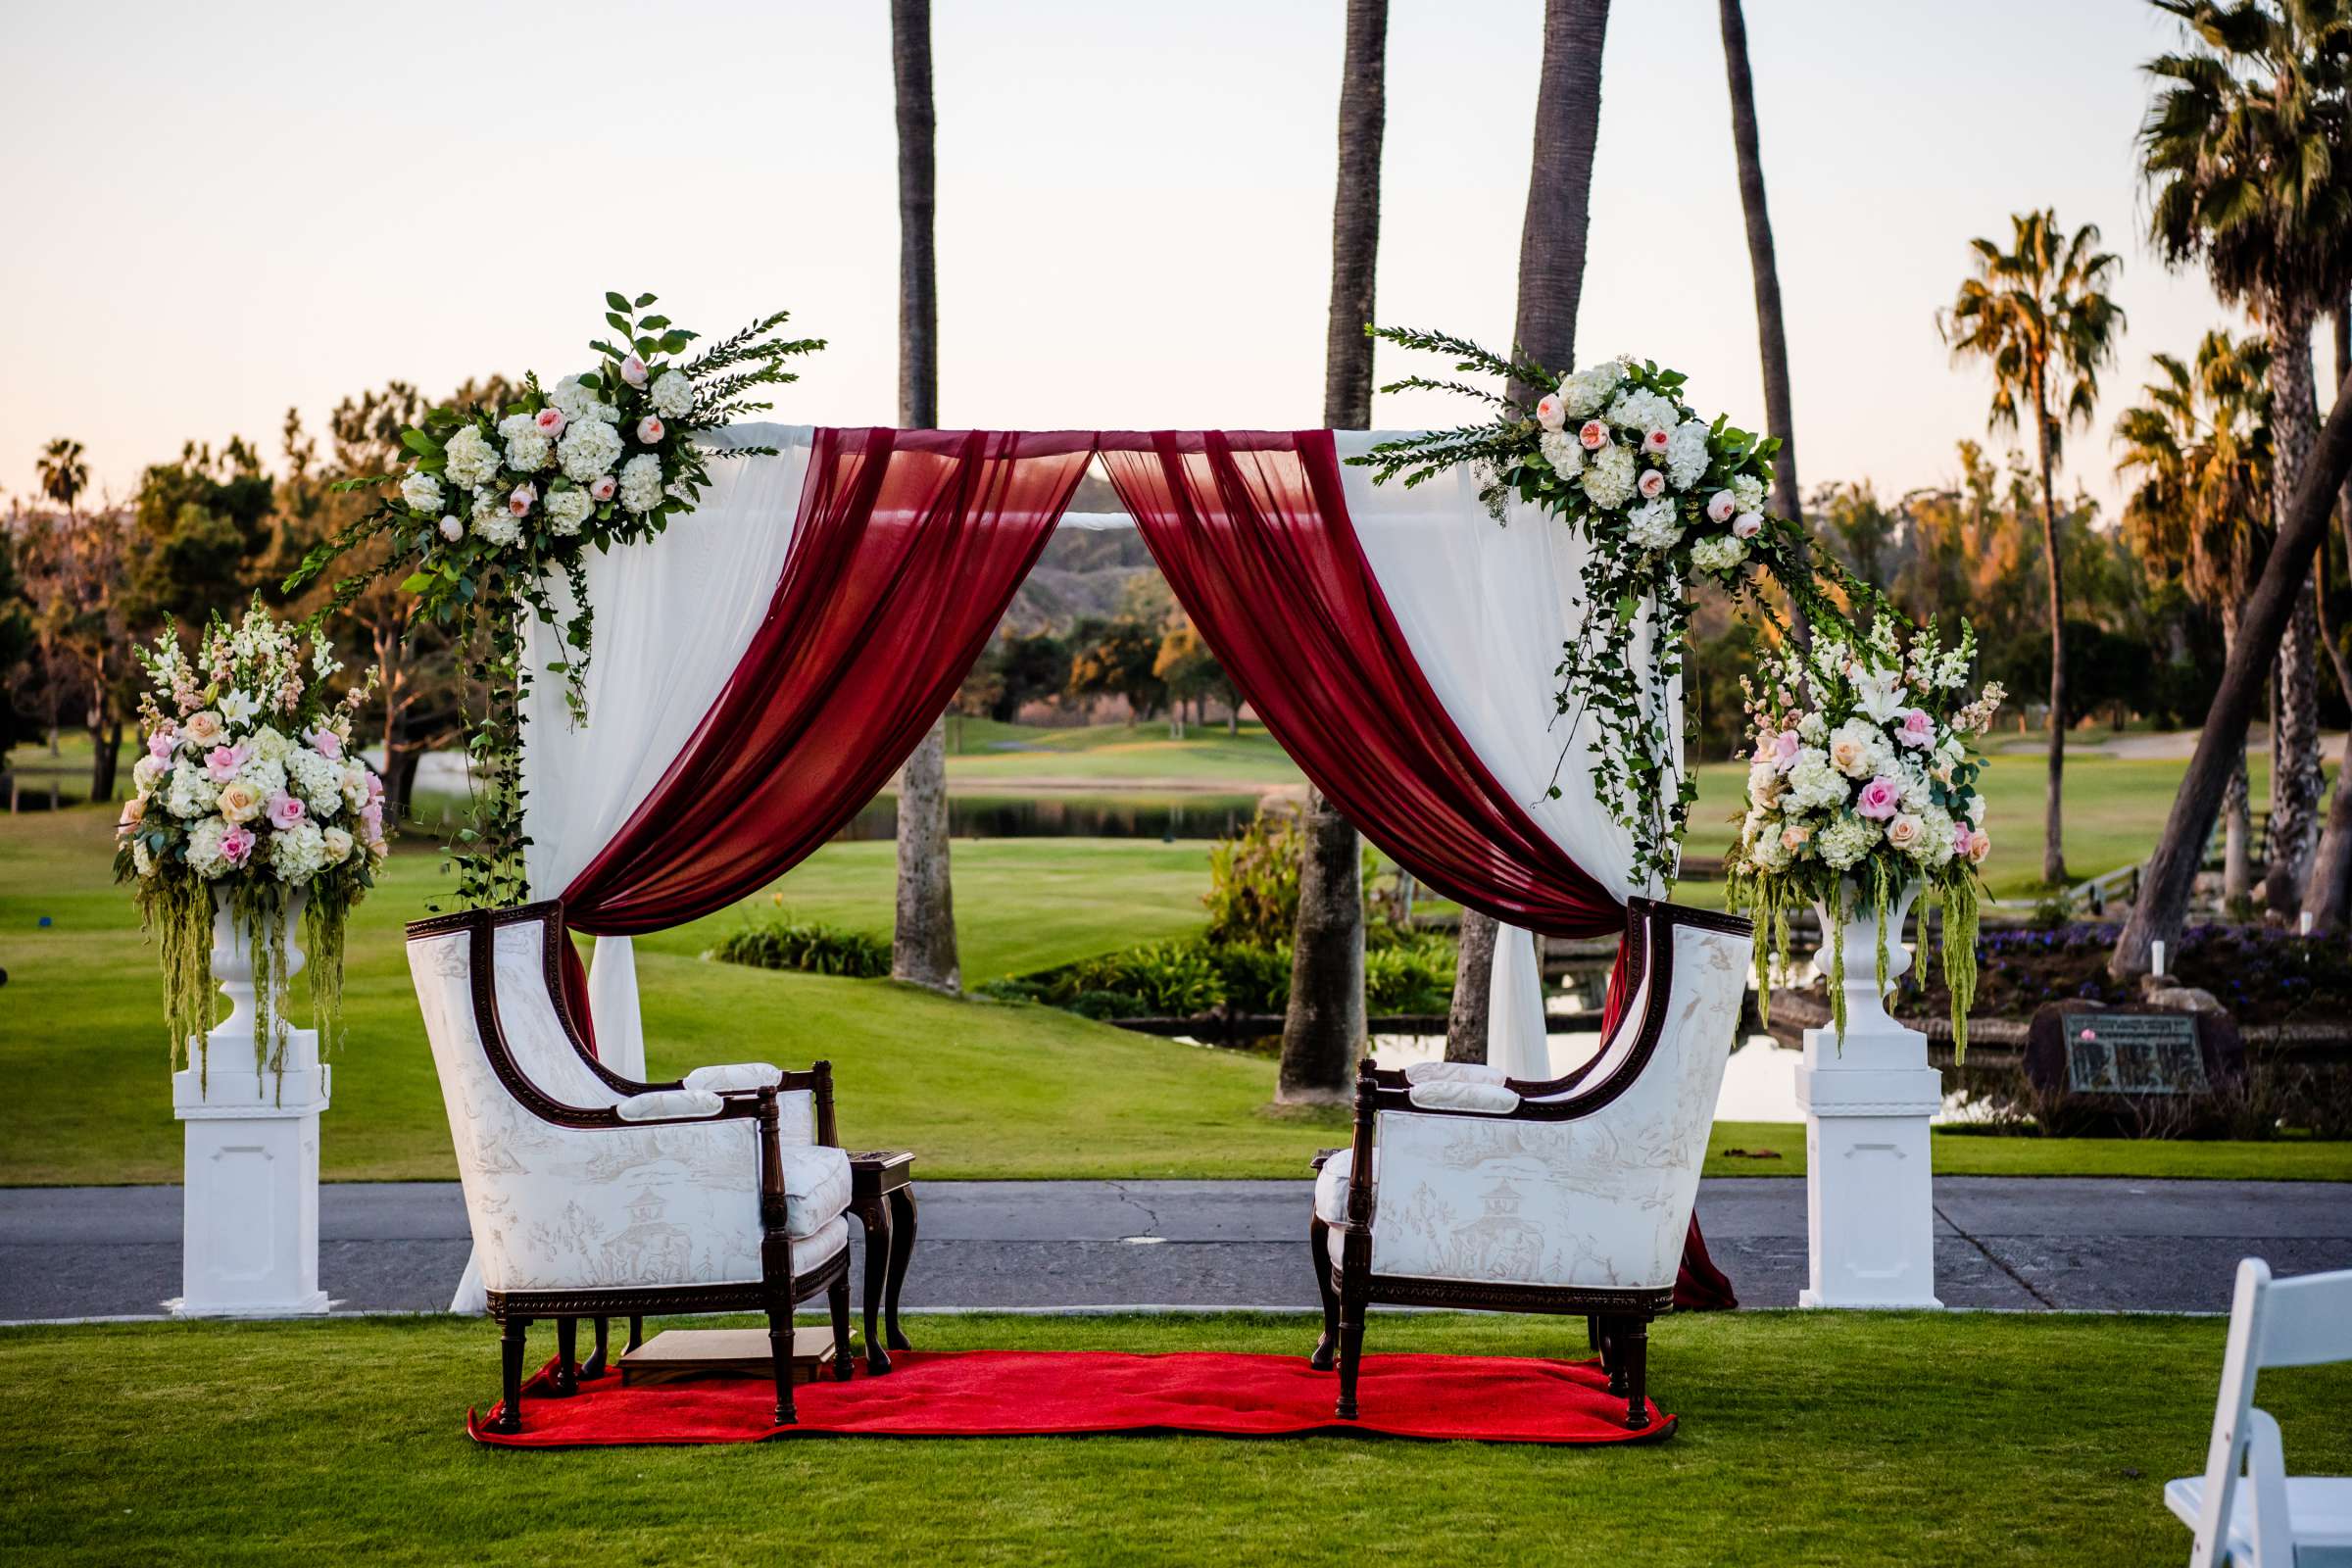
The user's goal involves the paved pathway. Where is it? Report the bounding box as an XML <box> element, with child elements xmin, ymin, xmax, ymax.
<box><xmin>4</xmin><ymin>1178</ymin><xmax>2345</xmax><ymax>1323</ymax></box>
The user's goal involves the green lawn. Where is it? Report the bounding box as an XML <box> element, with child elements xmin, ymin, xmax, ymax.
<box><xmin>943</xmin><ymin>717</ymin><xmax>1306</xmax><ymax>788</ymax></box>
<box><xmin>5</xmin><ymin>806</ymin><xmax>2347</xmax><ymax>1184</ymax></box>
<box><xmin>3</xmin><ymin>1309</ymin><xmax>2341</xmax><ymax>1566</ymax></box>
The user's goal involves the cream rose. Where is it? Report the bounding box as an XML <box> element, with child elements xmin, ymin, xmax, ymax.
<box><xmin>216</xmin><ymin>780</ymin><xmax>265</xmax><ymax>824</ymax></box>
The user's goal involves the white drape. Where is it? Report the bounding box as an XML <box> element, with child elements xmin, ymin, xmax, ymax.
<box><xmin>1334</xmin><ymin>431</ymin><xmax>1683</xmax><ymax>1077</ymax></box>
<box><xmin>451</xmin><ymin>425</ymin><xmax>814</xmax><ymax>1316</ymax></box>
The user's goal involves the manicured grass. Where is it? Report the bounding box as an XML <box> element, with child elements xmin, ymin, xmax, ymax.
<box><xmin>3</xmin><ymin>1309</ymin><xmax>2343</xmax><ymax>1566</ymax></box>
<box><xmin>1702</xmin><ymin>1120</ymin><xmax>2352</xmax><ymax>1181</ymax></box>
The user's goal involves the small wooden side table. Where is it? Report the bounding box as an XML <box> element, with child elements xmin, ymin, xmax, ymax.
<box><xmin>846</xmin><ymin>1151</ymin><xmax>917</xmax><ymax>1374</ymax></box>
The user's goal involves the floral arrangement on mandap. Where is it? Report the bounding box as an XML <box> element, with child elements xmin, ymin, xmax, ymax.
<box><xmin>286</xmin><ymin>292</ymin><xmax>820</xmax><ymax>906</ymax></box>
<box><xmin>1723</xmin><ymin>617</ymin><xmax>2004</xmax><ymax>1050</ymax></box>
<box><xmin>115</xmin><ymin>603</ymin><xmax>387</xmax><ymax>1079</ymax></box>
<box><xmin>1353</xmin><ymin>328</ymin><xmax>1866</xmax><ymax>891</ymax></box>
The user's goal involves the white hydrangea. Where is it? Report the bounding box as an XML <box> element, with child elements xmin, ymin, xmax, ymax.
<box><xmin>1624</xmin><ymin>496</ymin><xmax>1682</xmax><ymax>553</ymax></box>
<box><xmin>340</xmin><ymin>763</ymin><xmax>370</xmax><ymax>813</ymax></box>
<box><xmin>1605</xmin><ymin>387</ymin><xmax>1679</xmax><ymax>438</ymax></box>
<box><xmin>399</xmin><ymin>470</ymin><xmax>443</xmax><ymax>514</ymax></box>
<box><xmin>1751</xmin><ymin>822</ymin><xmax>1794</xmax><ymax>873</ymax></box>
<box><xmin>1690</xmin><ymin>534</ymin><xmax>1747</xmax><ymax>572</ymax></box>
<box><xmin>1579</xmin><ymin>443</ymin><xmax>1638</xmax><ymax>510</ymax></box>
<box><xmin>186</xmin><ymin>817</ymin><xmax>231</xmax><ymax>879</ymax></box>
<box><xmin>268</xmin><ymin>820</ymin><xmax>328</xmax><ymax>885</ymax></box>
<box><xmin>559</xmin><ymin>417</ymin><xmax>624</xmax><ymax>482</ymax></box>
<box><xmin>1785</xmin><ymin>751</ymin><xmax>1847</xmax><ymax>812</ymax></box>
<box><xmin>550</xmin><ymin>375</ymin><xmax>619</xmax><ymax>424</ymax></box>
<box><xmin>1538</xmin><ymin>430</ymin><xmax>1583</xmax><ymax>479</ymax></box>
<box><xmin>287</xmin><ymin>749</ymin><xmax>342</xmax><ymax>815</ymax></box>
<box><xmin>1665</xmin><ymin>419</ymin><xmax>1711</xmax><ymax>490</ymax></box>
<box><xmin>248</xmin><ymin>725</ymin><xmax>291</xmax><ymax>762</ymax></box>
<box><xmin>474</xmin><ymin>510</ymin><xmax>522</xmax><ymax>548</ymax></box>
<box><xmin>497</xmin><ymin>413</ymin><xmax>537</xmax><ymax>443</ymax></box>
<box><xmin>132</xmin><ymin>838</ymin><xmax>156</xmax><ymax>877</ymax></box>
<box><xmin>1920</xmin><ymin>803</ymin><xmax>1958</xmax><ymax>865</ymax></box>
<box><xmin>504</xmin><ymin>431</ymin><xmax>553</xmax><ymax>472</ymax></box>
<box><xmin>651</xmin><ymin>370</ymin><xmax>696</xmax><ymax>419</ymax></box>
<box><xmin>1557</xmin><ymin>361</ymin><xmax>1623</xmax><ymax>418</ymax></box>
<box><xmin>236</xmin><ymin>755</ymin><xmax>287</xmax><ymax>799</ymax></box>
<box><xmin>443</xmin><ymin>424</ymin><xmax>502</xmax><ymax>489</ymax></box>
<box><xmin>166</xmin><ymin>763</ymin><xmax>219</xmax><ymax>821</ymax></box>
<box><xmin>1817</xmin><ymin>811</ymin><xmax>1880</xmax><ymax>871</ymax></box>
<box><xmin>1732</xmin><ymin>472</ymin><xmax>1766</xmax><ymax>514</ymax></box>
<box><xmin>543</xmin><ymin>487</ymin><xmax>594</xmax><ymax>537</ymax></box>
<box><xmin>1797</xmin><ymin>711</ymin><xmax>1828</xmax><ymax>744</ymax></box>
<box><xmin>617</xmin><ymin>453</ymin><xmax>664</xmax><ymax>514</ymax></box>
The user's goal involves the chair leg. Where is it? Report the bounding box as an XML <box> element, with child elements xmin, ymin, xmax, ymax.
<box><xmin>552</xmin><ymin>1317</ymin><xmax>580</xmax><ymax>1397</ymax></box>
<box><xmin>1621</xmin><ymin>1317</ymin><xmax>1651</xmax><ymax>1432</ymax></box>
<box><xmin>1308</xmin><ymin>1218</ymin><xmax>1339</xmax><ymax>1370</ymax></box>
<box><xmin>493</xmin><ymin>1316</ymin><xmax>527</xmax><ymax>1435</ymax></box>
<box><xmin>1335</xmin><ymin>1281</ymin><xmax>1367</xmax><ymax>1421</ymax></box>
<box><xmin>768</xmin><ymin>1308</ymin><xmax>798</xmax><ymax>1427</ymax></box>
<box><xmin>626</xmin><ymin>1314</ymin><xmax>644</xmax><ymax>1352</ymax></box>
<box><xmin>582</xmin><ymin>1315</ymin><xmax>610</xmax><ymax>1380</ymax></box>
<box><xmin>829</xmin><ymin>1276</ymin><xmax>855</xmax><ymax>1381</ymax></box>
<box><xmin>1601</xmin><ymin>1314</ymin><xmax>1629</xmax><ymax>1397</ymax></box>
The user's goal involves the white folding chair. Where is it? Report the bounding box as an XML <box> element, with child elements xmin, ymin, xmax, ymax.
<box><xmin>2166</xmin><ymin>1257</ymin><xmax>2352</xmax><ymax>1566</ymax></box>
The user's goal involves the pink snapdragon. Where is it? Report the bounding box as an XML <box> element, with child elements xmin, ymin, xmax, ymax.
<box><xmin>1855</xmin><ymin>775</ymin><xmax>1903</xmax><ymax>820</ymax></box>
<box><xmin>266</xmin><ymin>791</ymin><xmax>307</xmax><ymax>831</ymax></box>
<box><xmin>204</xmin><ymin>743</ymin><xmax>250</xmax><ymax>784</ymax></box>
<box><xmin>1893</xmin><ymin>707</ymin><xmax>1936</xmax><ymax>749</ymax></box>
<box><xmin>220</xmin><ymin>824</ymin><xmax>257</xmax><ymax>866</ymax></box>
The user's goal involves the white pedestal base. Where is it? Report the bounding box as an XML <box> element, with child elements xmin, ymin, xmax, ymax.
<box><xmin>171</xmin><ymin>1028</ymin><xmax>331</xmax><ymax>1319</ymax></box>
<box><xmin>1795</xmin><ymin>884</ymin><xmax>1943</xmax><ymax>1311</ymax></box>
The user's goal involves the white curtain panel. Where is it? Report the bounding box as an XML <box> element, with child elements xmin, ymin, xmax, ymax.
<box><xmin>1334</xmin><ymin>431</ymin><xmax>1683</xmax><ymax>1077</ymax></box>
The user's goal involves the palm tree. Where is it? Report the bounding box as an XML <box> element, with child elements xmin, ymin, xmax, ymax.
<box><xmin>2115</xmin><ymin>330</ymin><xmax>2274</xmax><ymax>904</ymax></box>
<box><xmin>1717</xmin><ymin>0</ymin><xmax>1799</xmax><ymax>532</ymax></box>
<box><xmin>36</xmin><ymin>438</ymin><xmax>87</xmax><ymax>514</ymax></box>
<box><xmin>2141</xmin><ymin>0</ymin><xmax>2352</xmax><ymax>911</ymax></box>
<box><xmin>2304</xmin><ymin>302</ymin><xmax>2352</xmax><ymax>928</ymax></box>
<box><xmin>889</xmin><ymin>0</ymin><xmax>958</xmax><ymax>993</ymax></box>
<box><xmin>1449</xmin><ymin>0</ymin><xmax>1612</xmax><ymax>1063</ymax></box>
<box><xmin>1939</xmin><ymin>210</ymin><xmax>2126</xmax><ymax>886</ymax></box>
<box><xmin>1278</xmin><ymin>0</ymin><xmax>1387</xmax><ymax>1104</ymax></box>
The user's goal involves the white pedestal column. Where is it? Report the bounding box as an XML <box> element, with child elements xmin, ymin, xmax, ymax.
<box><xmin>169</xmin><ymin>896</ymin><xmax>331</xmax><ymax>1318</ymax></box>
<box><xmin>1794</xmin><ymin>883</ymin><xmax>1943</xmax><ymax>1310</ymax></box>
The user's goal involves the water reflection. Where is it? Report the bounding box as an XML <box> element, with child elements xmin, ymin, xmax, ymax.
<box><xmin>838</xmin><ymin>792</ymin><xmax>1263</xmax><ymax>842</ymax></box>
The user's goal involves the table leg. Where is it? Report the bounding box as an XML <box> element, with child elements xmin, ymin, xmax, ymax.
<box><xmin>858</xmin><ymin>1195</ymin><xmax>893</xmax><ymax>1375</ymax></box>
<box><xmin>884</xmin><ymin>1186</ymin><xmax>917</xmax><ymax>1351</ymax></box>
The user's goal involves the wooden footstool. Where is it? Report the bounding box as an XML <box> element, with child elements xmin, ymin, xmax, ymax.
<box><xmin>846</xmin><ymin>1151</ymin><xmax>917</xmax><ymax>1374</ymax></box>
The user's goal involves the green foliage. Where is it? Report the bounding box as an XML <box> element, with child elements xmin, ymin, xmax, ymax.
<box><xmin>1202</xmin><ymin>805</ymin><xmax>1303</xmax><ymax>946</ymax></box>
<box><xmin>1364</xmin><ymin>933</ymin><xmax>1457</xmax><ymax>1014</ymax></box>
<box><xmin>708</xmin><ymin>916</ymin><xmax>889</xmax><ymax>979</ymax></box>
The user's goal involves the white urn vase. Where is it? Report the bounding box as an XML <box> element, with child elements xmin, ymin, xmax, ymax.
<box><xmin>1793</xmin><ymin>877</ymin><xmax>1943</xmax><ymax>1309</ymax></box>
<box><xmin>169</xmin><ymin>888</ymin><xmax>331</xmax><ymax>1317</ymax></box>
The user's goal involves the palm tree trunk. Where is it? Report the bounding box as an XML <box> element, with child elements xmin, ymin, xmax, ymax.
<box><xmin>1717</xmin><ymin>0</ymin><xmax>1800</xmax><ymax>530</ymax></box>
<box><xmin>2265</xmin><ymin>308</ymin><xmax>2325</xmax><ymax>910</ymax></box>
<box><xmin>2302</xmin><ymin>305</ymin><xmax>2352</xmax><ymax>931</ymax></box>
<box><xmin>2112</xmin><ymin>370</ymin><xmax>2352</xmax><ymax>976</ymax></box>
<box><xmin>1279</xmin><ymin>0</ymin><xmax>1386</xmax><ymax>1102</ymax></box>
<box><xmin>889</xmin><ymin>0</ymin><xmax>958</xmax><ymax>992</ymax></box>
<box><xmin>1451</xmin><ymin>0</ymin><xmax>1610</xmax><ymax>1063</ymax></box>
<box><xmin>2034</xmin><ymin>391</ymin><xmax>2068</xmax><ymax>888</ymax></box>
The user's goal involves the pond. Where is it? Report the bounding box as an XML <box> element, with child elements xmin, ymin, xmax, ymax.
<box><xmin>836</xmin><ymin>792</ymin><xmax>1265</xmax><ymax>842</ymax></box>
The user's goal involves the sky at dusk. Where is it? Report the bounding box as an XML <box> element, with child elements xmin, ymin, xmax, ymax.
<box><xmin>0</xmin><ymin>0</ymin><xmax>2292</xmax><ymax>520</ymax></box>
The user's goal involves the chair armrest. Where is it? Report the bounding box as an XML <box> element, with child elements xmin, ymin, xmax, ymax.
<box><xmin>615</xmin><ymin>1088</ymin><xmax>728</xmax><ymax>1121</ymax></box>
<box><xmin>682</xmin><ymin>1062</ymin><xmax>783</xmax><ymax>1094</ymax></box>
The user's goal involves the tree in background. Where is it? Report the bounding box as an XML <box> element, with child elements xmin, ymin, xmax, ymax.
<box><xmin>2115</xmin><ymin>330</ymin><xmax>2274</xmax><ymax>903</ymax></box>
<box><xmin>1940</xmin><ymin>209</ymin><xmax>2126</xmax><ymax>886</ymax></box>
<box><xmin>28</xmin><ymin>438</ymin><xmax>90</xmax><ymax>748</ymax></box>
<box><xmin>2142</xmin><ymin>0</ymin><xmax>2352</xmax><ymax>911</ymax></box>
<box><xmin>0</xmin><ymin>527</ymin><xmax>36</xmax><ymax>755</ymax></box>
<box><xmin>1449</xmin><ymin>0</ymin><xmax>1611</xmax><ymax>1063</ymax></box>
<box><xmin>1065</xmin><ymin>614</ymin><xmax>1166</xmax><ymax>721</ymax></box>
<box><xmin>1717</xmin><ymin>0</ymin><xmax>1804</xmax><ymax>567</ymax></box>
<box><xmin>890</xmin><ymin>0</ymin><xmax>958</xmax><ymax>993</ymax></box>
<box><xmin>17</xmin><ymin>500</ymin><xmax>132</xmax><ymax>801</ymax></box>
<box><xmin>2306</xmin><ymin>302</ymin><xmax>2352</xmax><ymax>926</ymax></box>
<box><xmin>1280</xmin><ymin>0</ymin><xmax>1387</xmax><ymax>1103</ymax></box>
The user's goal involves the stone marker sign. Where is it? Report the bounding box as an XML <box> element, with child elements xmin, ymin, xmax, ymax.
<box><xmin>2025</xmin><ymin>1000</ymin><xmax>2244</xmax><ymax>1136</ymax></box>
<box><xmin>2064</xmin><ymin>1011</ymin><xmax>2209</xmax><ymax>1096</ymax></box>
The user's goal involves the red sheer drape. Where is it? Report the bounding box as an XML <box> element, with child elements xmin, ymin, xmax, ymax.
<box><xmin>559</xmin><ymin>426</ymin><xmax>1091</xmax><ymax>938</ymax></box>
<box><xmin>1097</xmin><ymin>430</ymin><xmax>1622</xmax><ymax>940</ymax></box>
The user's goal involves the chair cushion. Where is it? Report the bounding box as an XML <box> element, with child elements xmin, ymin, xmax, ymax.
<box><xmin>782</xmin><ymin>1145</ymin><xmax>854</xmax><ymax>1239</ymax></box>
<box><xmin>2165</xmin><ymin>1473</ymin><xmax>2352</xmax><ymax>1555</ymax></box>
<box><xmin>1406</xmin><ymin>1079</ymin><xmax>1520</xmax><ymax>1113</ymax></box>
<box><xmin>682</xmin><ymin>1062</ymin><xmax>783</xmax><ymax>1094</ymax></box>
<box><xmin>1402</xmin><ymin>1060</ymin><xmax>1508</xmax><ymax>1086</ymax></box>
<box><xmin>1313</xmin><ymin>1149</ymin><xmax>1374</xmax><ymax>1228</ymax></box>
<box><xmin>614</xmin><ymin>1089</ymin><xmax>726</xmax><ymax>1121</ymax></box>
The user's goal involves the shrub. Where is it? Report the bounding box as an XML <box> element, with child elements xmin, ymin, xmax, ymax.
<box><xmin>1065</xmin><ymin>941</ymin><xmax>1226</xmax><ymax>1016</ymax></box>
<box><xmin>709</xmin><ymin>916</ymin><xmax>890</xmax><ymax>979</ymax></box>
<box><xmin>1365</xmin><ymin>933</ymin><xmax>1456</xmax><ymax>1015</ymax></box>
<box><xmin>1203</xmin><ymin>804</ymin><xmax>1304</xmax><ymax>947</ymax></box>
<box><xmin>1207</xmin><ymin>941</ymin><xmax>1293</xmax><ymax>1014</ymax></box>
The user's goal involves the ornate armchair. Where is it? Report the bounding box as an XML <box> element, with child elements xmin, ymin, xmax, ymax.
<box><xmin>408</xmin><ymin>903</ymin><xmax>855</xmax><ymax>1433</ymax></box>
<box><xmin>1309</xmin><ymin>898</ymin><xmax>1752</xmax><ymax>1431</ymax></box>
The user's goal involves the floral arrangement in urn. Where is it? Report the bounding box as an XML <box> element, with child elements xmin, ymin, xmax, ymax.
<box><xmin>1354</xmin><ymin>329</ymin><xmax>1867</xmax><ymax>891</ymax></box>
<box><xmin>285</xmin><ymin>292</ymin><xmax>821</xmax><ymax>906</ymax></box>
<box><xmin>1723</xmin><ymin>616</ymin><xmax>2004</xmax><ymax>1050</ymax></box>
<box><xmin>115</xmin><ymin>603</ymin><xmax>387</xmax><ymax>1077</ymax></box>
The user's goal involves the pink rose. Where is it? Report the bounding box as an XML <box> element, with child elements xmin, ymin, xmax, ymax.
<box><xmin>1894</xmin><ymin>708</ymin><xmax>1936</xmax><ymax>749</ymax></box>
<box><xmin>1534</xmin><ymin>393</ymin><xmax>1566</xmax><ymax>432</ymax></box>
<box><xmin>307</xmin><ymin>727</ymin><xmax>343</xmax><ymax>761</ymax></box>
<box><xmin>359</xmin><ymin>801</ymin><xmax>385</xmax><ymax>841</ymax></box>
<box><xmin>1642</xmin><ymin>426</ymin><xmax>1671</xmax><ymax>454</ymax></box>
<box><xmin>204</xmin><ymin>743</ymin><xmax>250</xmax><ymax>784</ymax></box>
<box><xmin>438</xmin><ymin>515</ymin><xmax>464</xmax><ymax>542</ymax></box>
<box><xmin>266</xmin><ymin>791</ymin><xmax>307</xmax><ymax>831</ymax></box>
<box><xmin>220</xmin><ymin>824</ymin><xmax>256</xmax><ymax>866</ymax></box>
<box><xmin>1768</xmin><ymin>729</ymin><xmax>1801</xmax><ymax>771</ymax></box>
<box><xmin>1577</xmin><ymin>418</ymin><xmax>1609</xmax><ymax>452</ymax></box>
<box><xmin>534</xmin><ymin>407</ymin><xmax>566</xmax><ymax>437</ymax></box>
<box><xmin>1966</xmin><ymin>827</ymin><xmax>1992</xmax><ymax>865</ymax></box>
<box><xmin>366</xmin><ymin>770</ymin><xmax>384</xmax><ymax>803</ymax></box>
<box><xmin>619</xmin><ymin>354</ymin><xmax>649</xmax><ymax>388</ymax></box>
<box><xmin>1706</xmin><ymin>490</ymin><xmax>1738</xmax><ymax>524</ymax></box>
<box><xmin>589</xmin><ymin>474</ymin><xmax>617</xmax><ymax>503</ymax></box>
<box><xmin>636</xmin><ymin>415</ymin><xmax>664</xmax><ymax>445</ymax></box>
<box><xmin>1855</xmin><ymin>775</ymin><xmax>1902</xmax><ymax>820</ymax></box>
<box><xmin>119</xmin><ymin>796</ymin><xmax>145</xmax><ymax>831</ymax></box>
<box><xmin>1637</xmin><ymin>469</ymin><xmax>1667</xmax><ymax>499</ymax></box>
<box><xmin>508</xmin><ymin>482</ymin><xmax>536</xmax><ymax>517</ymax></box>
<box><xmin>147</xmin><ymin>731</ymin><xmax>176</xmax><ymax>761</ymax></box>
<box><xmin>1732</xmin><ymin>511</ymin><xmax>1763</xmax><ymax>539</ymax></box>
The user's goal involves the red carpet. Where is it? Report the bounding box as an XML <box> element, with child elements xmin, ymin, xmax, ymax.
<box><xmin>467</xmin><ymin>1350</ymin><xmax>1673</xmax><ymax>1447</ymax></box>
